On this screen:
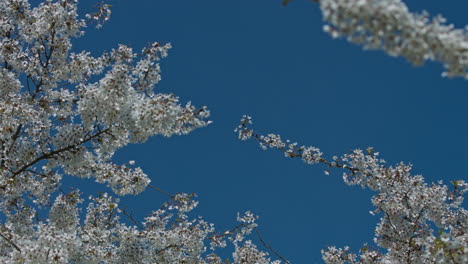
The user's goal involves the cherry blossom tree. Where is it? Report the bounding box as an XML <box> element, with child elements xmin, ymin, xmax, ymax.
<box><xmin>1</xmin><ymin>0</ymin><xmax>467</xmax><ymax>263</ymax></box>
<box><xmin>238</xmin><ymin>0</ymin><xmax>467</xmax><ymax>263</ymax></box>
<box><xmin>0</xmin><ymin>0</ymin><xmax>281</xmax><ymax>263</ymax></box>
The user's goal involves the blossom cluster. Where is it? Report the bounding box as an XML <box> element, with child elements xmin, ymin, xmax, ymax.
<box><xmin>237</xmin><ymin>117</ymin><xmax>467</xmax><ymax>263</ymax></box>
<box><xmin>255</xmin><ymin>1</ymin><xmax>468</xmax><ymax>260</ymax></box>
<box><xmin>0</xmin><ymin>0</ymin><xmax>279</xmax><ymax>263</ymax></box>
<box><xmin>0</xmin><ymin>190</ymin><xmax>278</xmax><ymax>263</ymax></box>
<box><xmin>318</xmin><ymin>0</ymin><xmax>468</xmax><ymax>78</ymax></box>
<box><xmin>236</xmin><ymin>115</ymin><xmax>323</xmax><ymax>165</ymax></box>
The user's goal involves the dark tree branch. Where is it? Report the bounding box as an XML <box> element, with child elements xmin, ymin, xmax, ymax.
<box><xmin>122</xmin><ymin>208</ymin><xmax>144</xmax><ymax>230</ymax></box>
<box><xmin>255</xmin><ymin>228</ymin><xmax>290</xmax><ymax>264</ymax></box>
<box><xmin>0</xmin><ymin>232</ymin><xmax>21</xmax><ymax>252</ymax></box>
<box><xmin>12</xmin><ymin>128</ymin><xmax>110</xmax><ymax>178</ymax></box>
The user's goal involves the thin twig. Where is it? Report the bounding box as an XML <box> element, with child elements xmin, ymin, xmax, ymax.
<box><xmin>255</xmin><ymin>228</ymin><xmax>290</xmax><ymax>264</ymax></box>
<box><xmin>156</xmin><ymin>244</ymin><xmax>179</xmax><ymax>255</ymax></box>
<box><xmin>122</xmin><ymin>207</ymin><xmax>144</xmax><ymax>230</ymax></box>
<box><xmin>148</xmin><ymin>184</ymin><xmax>173</xmax><ymax>198</ymax></box>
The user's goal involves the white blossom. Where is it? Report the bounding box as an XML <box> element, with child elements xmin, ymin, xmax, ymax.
<box><xmin>0</xmin><ymin>0</ymin><xmax>278</xmax><ymax>263</ymax></box>
<box><xmin>319</xmin><ymin>0</ymin><xmax>468</xmax><ymax>78</ymax></box>
<box><xmin>237</xmin><ymin>1</ymin><xmax>468</xmax><ymax>261</ymax></box>
<box><xmin>239</xmin><ymin>117</ymin><xmax>467</xmax><ymax>263</ymax></box>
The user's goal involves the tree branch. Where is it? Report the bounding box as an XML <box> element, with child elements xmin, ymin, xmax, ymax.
<box><xmin>255</xmin><ymin>228</ymin><xmax>290</xmax><ymax>264</ymax></box>
<box><xmin>0</xmin><ymin>232</ymin><xmax>21</xmax><ymax>252</ymax></box>
<box><xmin>11</xmin><ymin>128</ymin><xmax>110</xmax><ymax>178</ymax></box>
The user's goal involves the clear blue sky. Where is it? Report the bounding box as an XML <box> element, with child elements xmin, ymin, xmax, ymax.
<box><xmin>66</xmin><ymin>0</ymin><xmax>468</xmax><ymax>262</ymax></box>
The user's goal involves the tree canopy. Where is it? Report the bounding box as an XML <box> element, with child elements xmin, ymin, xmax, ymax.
<box><xmin>0</xmin><ymin>0</ymin><xmax>466</xmax><ymax>263</ymax></box>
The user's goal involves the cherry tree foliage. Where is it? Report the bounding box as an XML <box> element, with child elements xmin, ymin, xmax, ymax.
<box><xmin>1</xmin><ymin>0</ymin><xmax>467</xmax><ymax>263</ymax></box>
<box><xmin>237</xmin><ymin>117</ymin><xmax>467</xmax><ymax>263</ymax></box>
<box><xmin>238</xmin><ymin>0</ymin><xmax>468</xmax><ymax>263</ymax></box>
<box><xmin>318</xmin><ymin>0</ymin><xmax>468</xmax><ymax>78</ymax></box>
<box><xmin>0</xmin><ymin>0</ymin><xmax>281</xmax><ymax>263</ymax></box>
<box><xmin>287</xmin><ymin>0</ymin><xmax>468</xmax><ymax>77</ymax></box>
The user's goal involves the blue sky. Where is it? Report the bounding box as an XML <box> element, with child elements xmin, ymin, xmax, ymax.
<box><xmin>66</xmin><ymin>0</ymin><xmax>468</xmax><ymax>262</ymax></box>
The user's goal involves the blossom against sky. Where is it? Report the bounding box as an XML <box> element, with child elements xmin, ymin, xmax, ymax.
<box><xmin>67</xmin><ymin>0</ymin><xmax>468</xmax><ymax>262</ymax></box>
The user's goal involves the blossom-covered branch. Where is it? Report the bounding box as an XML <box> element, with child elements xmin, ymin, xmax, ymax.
<box><xmin>310</xmin><ymin>0</ymin><xmax>468</xmax><ymax>79</ymax></box>
<box><xmin>0</xmin><ymin>0</ymin><xmax>280</xmax><ymax>262</ymax></box>
<box><xmin>236</xmin><ymin>115</ymin><xmax>467</xmax><ymax>263</ymax></box>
